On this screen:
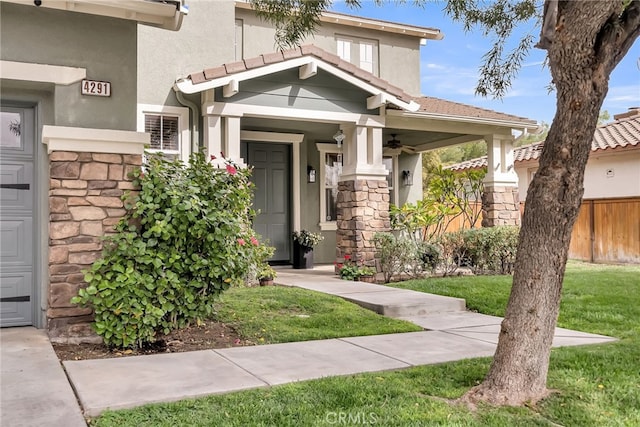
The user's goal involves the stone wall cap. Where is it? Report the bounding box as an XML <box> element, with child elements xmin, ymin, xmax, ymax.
<box><xmin>42</xmin><ymin>125</ymin><xmax>149</xmax><ymax>155</ymax></box>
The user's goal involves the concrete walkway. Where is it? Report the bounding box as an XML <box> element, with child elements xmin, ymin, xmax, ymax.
<box><xmin>1</xmin><ymin>327</ymin><xmax>86</xmax><ymax>427</ymax></box>
<box><xmin>2</xmin><ymin>268</ymin><xmax>618</xmax><ymax>422</ymax></box>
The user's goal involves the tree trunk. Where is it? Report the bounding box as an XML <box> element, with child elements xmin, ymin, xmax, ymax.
<box><xmin>461</xmin><ymin>1</ymin><xmax>640</xmax><ymax>407</ymax></box>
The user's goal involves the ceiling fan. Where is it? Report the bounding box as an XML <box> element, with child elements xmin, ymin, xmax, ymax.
<box><xmin>386</xmin><ymin>134</ymin><xmax>416</xmax><ymax>154</ymax></box>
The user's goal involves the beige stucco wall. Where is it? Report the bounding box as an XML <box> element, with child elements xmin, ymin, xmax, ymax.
<box><xmin>236</xmin><ymin>8</ymin><xmax>423</xmax><ymax>95</ymax></box>
<box><xmin>137</xmin><ymin>0</ymin><xmax>237</xmax><ymax>107</ymax></box>
<box><xmin>515</xmin><ymin>148</ymin><xmax>640</xmax><ymax>201</ymax></box>
<box><xmin>0</xmin><ymin>3</ymin><xmax>138</xmax><ymax>131</ymax></box>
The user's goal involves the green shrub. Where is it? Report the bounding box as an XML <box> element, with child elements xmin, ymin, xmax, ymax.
<box><xmin>373</xmin><ymin>233</ymin><xmax>420</xmax><ymax>283</ymax></box>
<box><xmin>462</xmin><ymin>226</ymin><xmax>519</xmax><ymax>274</ymax></box>
<box><xmin>73</xmin><ymin>152</ymin><xmax>269</xmax><ymax>348</ymax></box>
<box><xmin>436</xmin><ymin>230</ymin><xmax>467</xmax><ymax>276</ymax></box>
<box><xmin>417</xmin><ymin>241</ymin><xmax>441</xmax><ymax>272</ymax></box>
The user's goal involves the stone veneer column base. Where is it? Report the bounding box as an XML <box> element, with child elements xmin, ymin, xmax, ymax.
<box><xmin>481</xmin><ymin>185</ymin><xmax>521</xmax><ymax>227</ymax></box>
<box><xmin>336</xmin><ymin>179</ymin><xmax>390</xmax><ymax>268</ymax></box>
<box><xmin>48</xmin><ymin>151</ymin><xmax>141</xmax><ymax>343</ymax></box>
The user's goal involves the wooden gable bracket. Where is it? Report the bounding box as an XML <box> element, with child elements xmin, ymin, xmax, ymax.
<box><xmin>367</xmin><ymin>93</ymin><xmax>387</xmax><ymax>110</ymax></box>
<box><xmin>223</xmin><ymin>79</ymin><xmax>239</xmax><ymax>98</ymax></box>
<box><xmin>299</xmin><ymin>62</ymin><xmax>317</xmax><ymax>80</ymax></box>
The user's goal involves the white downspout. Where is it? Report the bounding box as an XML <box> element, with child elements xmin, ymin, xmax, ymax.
<box><xmin>175</xmin><ymin>91</ymin><xmax>200</xmax><ymax>153</ymax></box>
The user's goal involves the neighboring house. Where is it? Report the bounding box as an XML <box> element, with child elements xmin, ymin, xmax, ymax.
<box><xmin>0</xmin><ymin>1</ymin><xmax>187</xmax><ymax>338</ymax></box>
<box><xmin>447</xmin><ymin>109</ymin><xmax>640</xmax><ymax>263</ymax></box>
<box><xmin>137</xmin><ymin>0</ymin><xmax>537</xmax><ymax>265</ymax></box>
<box><xmin>0</xmin><ymin>0</ymin><xmax>538</xmax><ymax>341</ymax></box>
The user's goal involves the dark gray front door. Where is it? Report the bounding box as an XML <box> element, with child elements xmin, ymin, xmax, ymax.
<box><xmin>0</xmin><ymin>106</ymin><xmax>35</xmax><ymax>326</ymax></box>
<box><xmin>245</xmin><ymin>143</ymin><xmax>291</xmax><ymax>262</ymax></box>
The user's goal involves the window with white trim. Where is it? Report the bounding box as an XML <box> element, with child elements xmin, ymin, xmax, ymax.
<box><xmin>137</xmin><ymin>104</ymin><xmax>190</xmax><ymax>163</ymax></box>
<box><xmin>383</xmin><ymin>156</ymin><xmax>396</xmax><ymax>205</ymax></box>
<box><xmin>336</xmin><ymin>35</ymin><xmax>379</xmax><ymax>76</ymax></box>
<box><xmin>317</xmin><ymin>143</ymin><xmax>342</xmax><ymax>230</ymax></box>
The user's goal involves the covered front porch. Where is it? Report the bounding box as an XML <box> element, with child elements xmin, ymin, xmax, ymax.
<box><xmin>174</xmin><ymin>45</ymin><xmax>537</xmax><ymax>265</ymax></box>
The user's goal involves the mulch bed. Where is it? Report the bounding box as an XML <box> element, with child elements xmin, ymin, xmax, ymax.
<box><xmin>53</xmin><ymin>319</ymin><xmax>254</xmax><ymax>361</ymax></box>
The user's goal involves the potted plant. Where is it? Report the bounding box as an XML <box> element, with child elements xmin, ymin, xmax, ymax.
<box><xmin>357</xmin><ymin>265</ymin><xmax>377</xmax><ymax>283</ymax></box>
<box><xmin>258</xmin><ymin>264</ymin><xmax>277</xmax><ymax>286</ymax></box>
<box><xmin>292</xmin><ymin>230</ymin><xmax>324</xmax><ymax>269</ymax></box>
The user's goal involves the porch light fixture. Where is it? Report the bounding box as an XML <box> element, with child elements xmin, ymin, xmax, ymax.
<box><xmin>333</xmin><ymin>130</ymin><xmax>345</xmax><ymax>147</ymax></box>
<box><xmin>402</xmin><ymin>170</ymin><xmax>413</xmax><ymax>186</ymax></box>
<box><xmin>307</xmin><ymin>165</ymin><xmax>316</xmax><ymax>183</ymax></box>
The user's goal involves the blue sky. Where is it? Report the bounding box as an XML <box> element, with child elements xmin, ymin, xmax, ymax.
<box><xmin>330</xmin><ymin>1</ymin><xmax>640</xmax><ymax>125</ymax></box>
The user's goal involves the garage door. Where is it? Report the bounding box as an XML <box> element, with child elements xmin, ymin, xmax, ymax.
<box><xmin>0</xmin><ymin>106</ymin><xmax>35</xmax><ymax>326</ymax></box>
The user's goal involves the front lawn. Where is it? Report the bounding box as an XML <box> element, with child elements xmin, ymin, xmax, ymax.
<box><xmin>214</xmin><ymin>286</ymin><xmax>423</xmax><ymax>343</ymax></box>
<box><xmin>93</xmin><ymin>262</ymin><xmax>640</xmax><ymax>426</ymax></box>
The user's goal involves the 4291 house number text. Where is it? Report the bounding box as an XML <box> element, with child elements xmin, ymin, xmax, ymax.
<box><xmin>81</xmin><ymin>79</ymin><xmax>111</xmax><ymax>97</ymax></box>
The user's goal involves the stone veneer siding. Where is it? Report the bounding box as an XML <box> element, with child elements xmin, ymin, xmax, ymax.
<box><xmin>48</xmin><ymin>151</ymin><xmax>141</xmax><ymax>342</ymax></box>
<box><xmin>481</xmin><ymin>185</ymin><xmax>521</xmax><ymax>227</ymax></box>
<box><xmin>336</xmin><ymin>179</ymin><xmax>391</xmax><ymax>267</ymax></box>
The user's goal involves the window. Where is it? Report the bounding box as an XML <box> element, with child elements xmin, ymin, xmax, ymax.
<box><xmin>324</xmin><ymin>152</ymin><xmax>343</xmax><ymax>221</ymax></box>
<box><xmin>317</xmin><ymin>143</ymin><xmax>343</xmax><ymax>230</ymax></box>
<box><xmin>383</xmin><ymin>156</ymin><xmax>395</xmax><ymax>204</ymax></box>
<box><xmin>137</xmin><ymin>104</ymin><xmax>189</xmax><ymax>163</ymax></box>
<box><xmin>336</xmin><ymin>35</ymin><xmax>379</xmax><ymax>76</ymax></box>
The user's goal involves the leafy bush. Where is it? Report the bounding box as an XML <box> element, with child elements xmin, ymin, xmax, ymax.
<box><xmin>417</xmin><ymin>241</ymin><xmax>441</xmax><ymax>272</ymax></box>
<box><xmin>373</xmin><ymin>233</ymin><xmax>421</xmax><ymax>283</ymax></box>
<box><xmin>436</xmin><ymin>231</ymin><xmax>467</xmax><ymax>276</ymax></box>
<box><xmin>336</xmin><ymin>255</ymin><xmax>376</xmax><ymax>281</ymax></box>
<box><xmin>434</xmin><ymin>226</ymin><xmax>519</xmax><ymax>276</ymax></box>
<box><xmin>73</xmin><ymin>152</ymin><xmax>270</xmax><ymax>348</ymax></box>
<box><xmin>462</xmin><ymin>226</ymin><xmax>519</xmax><ymax>274</ymax></box>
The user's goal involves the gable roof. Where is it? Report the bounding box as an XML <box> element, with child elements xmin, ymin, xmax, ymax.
<box><xmin>175</xmin><ymin>44</ymin><xmax>419</xmax><ymax>111</ymax></box>
<box><xmin>446</xmin><ymin>115</ymin><xmax>640</xmax><ymax>171</ymax></box>
<box><xmin>412</xmin><ymin>96</ymin><xmax>537</xmax><ymax>126</ymax></box>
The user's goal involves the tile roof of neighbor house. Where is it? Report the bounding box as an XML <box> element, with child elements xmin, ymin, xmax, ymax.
<box><xmin>446</xmin><ymin>114</ymin><xmax>640</xmax><ymax>171</ymax></box>
<box><xmin>184</xmin><ymin>44</ymin><xmax>536</xmax><ymax>125</ymax></box>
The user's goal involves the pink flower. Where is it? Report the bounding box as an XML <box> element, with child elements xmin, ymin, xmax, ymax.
<box><xmin>250</xmin><ymin>237</ymin><xmax>259</xmax><ymax>246</ymax></box>
<box><xmin>210</xmin><ymin>154</ymin><xmax>217</xmax><ymax>161</ymax></box>
<box><xmin>237</xmin><ymin>238</ymin><xmax>246</xmax><ymax>246</ymax></box>
<box><xmin>226</xmin><ymin>164</ymin><xmax>237</xmax><ymax>175</ymax></box>
<box><xmin>344</xmin><ymin>254</ymin><xmax>351</xmax><ymax>261</ymax></box>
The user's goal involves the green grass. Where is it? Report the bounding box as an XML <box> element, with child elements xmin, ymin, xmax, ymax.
<box><xmin>93</xmin><ymin>262</ymin><xmax>640</xmax><ymax>426</ymax></box>
<box><xmin>214</xmin><ymin>286</ymin><xmax>422</xmax><ymax>343</ymax></box>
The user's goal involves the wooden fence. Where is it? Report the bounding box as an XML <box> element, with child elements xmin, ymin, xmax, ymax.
<box><xmin>568</xmin><ymin>198</ymin><xmax>640</xmax><ymax>264</ymax></box>
<box><xmin>437</xmin><ymin>198</ymin><xmax>640</xmax><ymax>264</ymax></box>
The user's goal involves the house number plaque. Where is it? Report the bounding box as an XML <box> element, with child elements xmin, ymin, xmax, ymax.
<box><xmin>81</xmin><ymin>79</ymin><xmax>111</xmax><ymax>97</ymax></box>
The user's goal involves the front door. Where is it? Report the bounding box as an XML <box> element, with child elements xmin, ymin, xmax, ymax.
<box><xmin>244</xmin><ymin>143</ymin><xmax>291</xmax><ymax>262</ymax></box>
<box><xmin>0</xmin><ymin>105</ymin><xmax>36</xmax><ymax>326</ymax></box>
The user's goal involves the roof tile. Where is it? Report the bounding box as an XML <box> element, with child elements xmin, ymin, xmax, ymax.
<box><xmin>203</xmin><ymin>66</ymin><xmax>227</xmax><ymax>80</ymax></box>
<box><xmin>262</xmin><ymin>51</ymin><xmax>284</xmax><ymax>64</ymax></box>
<box><xmin>189</xmin><ymin>71</ymin><xmax>207</xmax><ymax>85</ymax></box>
<box><xmin>282</xmin><ymin>47</ymin><xmax>303</xmax><ymax>59</ymax></box>
<box><xmin>243</xmin><ymin>56</ymin><xmax>265</xmax><ymax>70</ymax></box>
<box><xmin>414</xmin><ymin>96</ymin><xmax>536</xmax><ymax>124</ymax></box>
<box><xmin>224</xmin><ymin>61</ymin><xmax>246</xmax><ymax>74</ymax></box>
<box><xmin>446</xmin><ymin>116</ymin><xmax>640</xmax><ymax>171</ymax></box>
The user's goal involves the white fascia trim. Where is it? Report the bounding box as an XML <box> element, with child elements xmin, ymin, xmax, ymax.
<box><xmin>176</xmin><ymin>57</ymin><xmax>418</xmax><ymax>112</ymax></box>
<box><xmin>388</xmin><ymin>109</ymin><xmax>538</xmax><ymax>131</ymax></box>
<box><xmin>241</xmin><ymin>130</ymin><xmax>304</xmax><ymax>144</ymax></box>
<box><xmin>42</xmin><ymin>125</ymin><xmax>149</xmax><ymax>155</ymax></box>
<box><xmin>204</xmin><ymin>102</ymin><xmax>385</xmax><ymax>127</ymax></box>
<box><xmin>0</xmin><ymin>60</ymin><xmax>86</xmax><ymax>85</ymax></box>
<box><xmin>2</xmin><ymin>0</ymin><xmax>186</xmax><ymax>31</ymax></box>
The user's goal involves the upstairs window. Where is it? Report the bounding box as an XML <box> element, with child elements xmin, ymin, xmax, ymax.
<box><xmin>336</xmin><ymin>35</ymin><xmax>379</xmax><ymax>76</ymax></box>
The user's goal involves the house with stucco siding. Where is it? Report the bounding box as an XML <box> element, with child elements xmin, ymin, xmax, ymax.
<box><xmin>1</xmin><ymin>0</ymin><xmax>540</xmax><ymax>341</ymax></box>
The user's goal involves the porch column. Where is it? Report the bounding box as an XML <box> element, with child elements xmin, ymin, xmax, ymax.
<box><xmin>203</xmin><ymin>114</ymin><xmax>244</xmax><ymax>167</ymax></box>
<box><xmin>482</xmin><ymin>134</ymin><xmax>520</xmax><ymax>227</ymax></box>
<box><xmin>336</xmin><ymin>125</ymin><xmax>390</xmax><ymax>268</ymax></box>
